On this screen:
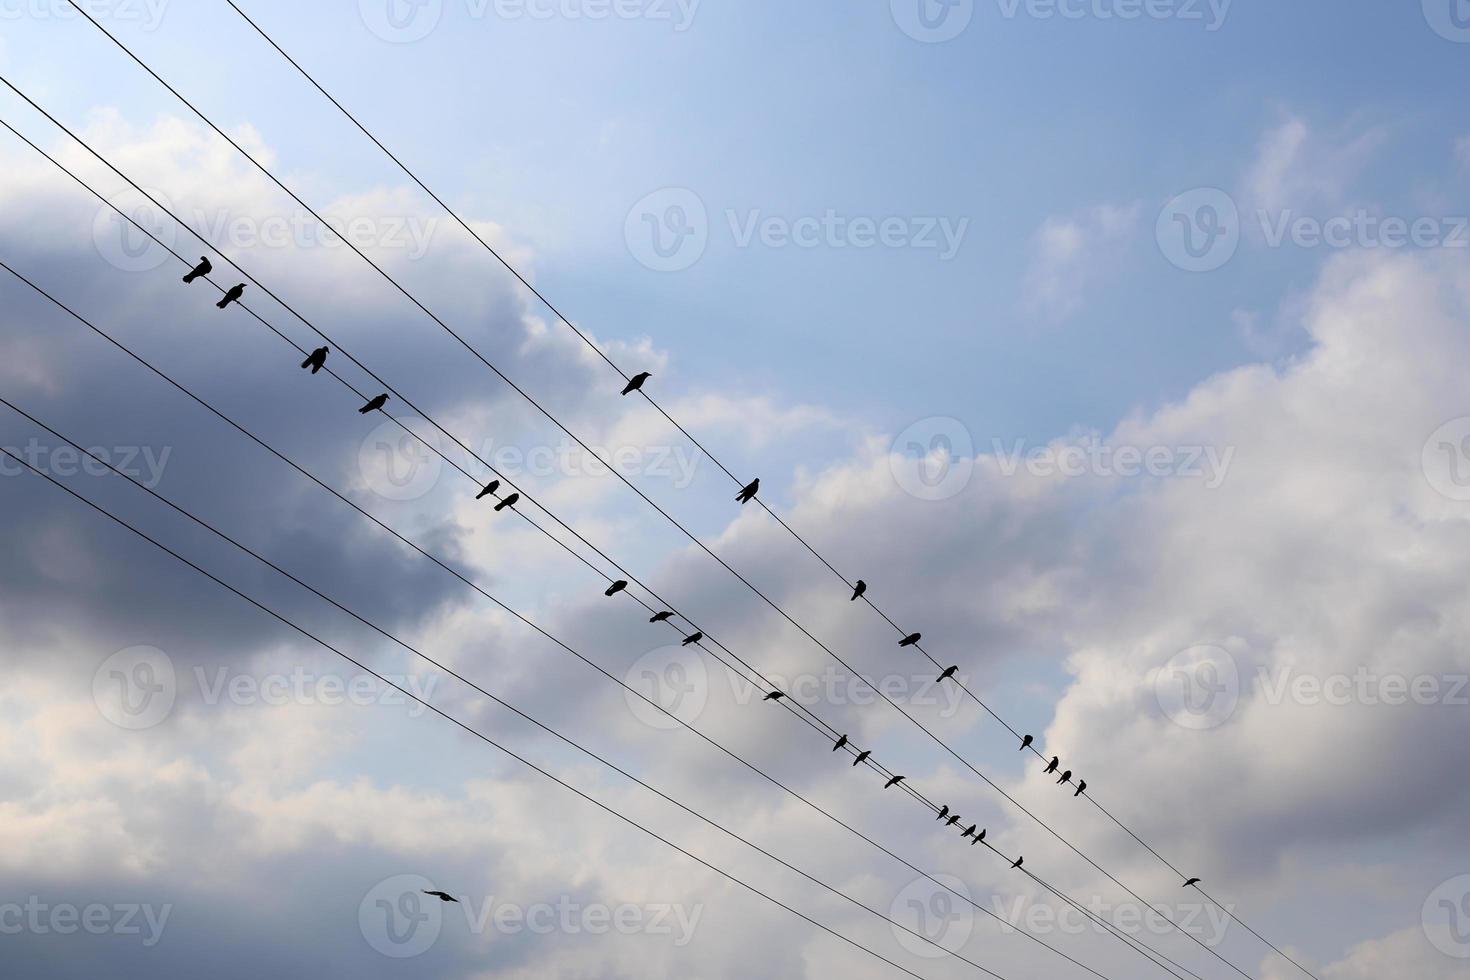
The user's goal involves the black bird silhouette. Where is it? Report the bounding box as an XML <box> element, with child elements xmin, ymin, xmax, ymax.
<box><xmin>763</xmin><ymin>690</ymin><xmax>785</xmax><ymax>702</ymax></box>
<box><xmin>1011</xmin><ymin>856</ymin><xmax>1024</xmax><ymax>870</ymax></box>
<box><xmin>935</xmin><ymin>805</ymin><xmax>950</xmax><ymax>822</ymax></box>
<box><xmin>884</xmin><ymin>775</ymin><xmax>906</xmax><ymax>790</ymax></box>
<box><xmin>945</xmin><ymin>814</ymin><xmax>961</xmax><ymax>828</ymax></box>
<box><xmin>681</xmin><ymin>631</ymin><xmax>704</xmax><ymax>647</ymax></box>
<box><xmin>1184</xmin><ymin>878</ymin><xmax>1202</xmax><ymax>889</ymax></box>
<box><xmin>971</xmin><ymin>830</ymin><xmax>987</xmax><ymax>845</ymax></box>
<box><xmin>605</xmin><ymin>580</ymin><xmax>628</xmax><ymax>597</ymax></box>
<box><xmin>1020</xmin><ymin>735</ymin><xmax>1033</xmax><ymax>751</ymax></box>
<box><xmin>494</xmin><ymin>493</ymin><xmax>520</xmax><ymax>512</ymax></box>
<box><xmin>1044</xmin><ymin>757</ymin><xmax>1059</xmax><ymax>775</ymax></box>
<box><xmin>832</xmin><ymin>735</ymin><xmax>848</xmax><ymax>753</ymax></box>
<box><xmin>852</xmin><ymin>750</ymin><xmax>871</xmax><ymax>767</ymax></box>
<box><xmin>300</xmin><ymin>346</ymin><xmax>328</xmax><ymax>374</ymax></box>
<box><xmin>1074</xmin><ymin>779</ymin><xmax>1087</xmax><ymax>798</ymax></box>
<box><xmin>937</xmin><ymin>665</ymin><xmax>958</xmax><ymax>682</ymax></box>
<box><xmin>850</xmin><ymin>580</ymin><xmax>867</xmax><ymax>601</ymax></box>
<box><xmin>899</xmin><ymin>632</ymin><xmax>922</xmax><ymax>648</ymax></box>
<box><xmin>476</xmin><ymin>480</ymin><xmax>501</xmax><ymax>500</ymax></box>
<box><xmin>182</xmin><ymin>256</ymin><xmax>211</xmax><ymax>283</ymax></box>
<box><xmin>216</xmin><ymin>283</ymin><xmax>246</xmax><ymax>309</ymax></box>
<box><xmin>422</xmin><ymin>891</ymin><xmax>458</xmax><ymax>903</ymax></box>
<box><xmin>736</xmin><ymin>478</ymin><xmax>760</xmax><ymax>504</ymax></box>
<box><xmin>962</xmin><ymin>824</ymin><xmax>977</xmax><ymax>839</ymax></box>
<box><xmin>649</xmin><ymin>611</ymin><xmax>674</xmax><ymax>623</ymax></box>
<box><xmin>1057</xmin><ymin>770</ymin><xmax>1073</xmax><ymax>785</ymax></box>
<box><xmin>621</xmin><ymin>372</ymin><xmax>651</xmax><ymax>396</ymax></box>
<box><xmin>358</xmin><ymin>394</ymin><xmax>389</xmax><ymax>414</ymax></box>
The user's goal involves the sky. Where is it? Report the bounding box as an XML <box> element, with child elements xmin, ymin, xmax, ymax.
<box><xmin>1</xmin><ymin>1</ymin><xmax>1469</xmax><ymax>978</ymax></box>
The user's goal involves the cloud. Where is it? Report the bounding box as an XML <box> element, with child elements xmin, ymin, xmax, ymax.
<box><xmin>1242</xmin><ymin>115</ymin><xmax>1387</xmax><ymax>215</ymax></box>
<box><xmin>1021</xmin><ymin>203</ymin><xmax>1140</xmax><ymax>323</ymax></box>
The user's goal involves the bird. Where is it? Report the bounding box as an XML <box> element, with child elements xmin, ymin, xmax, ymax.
<box><xmin>899</xmin><ymin>633</ymin><xmax>922</xmax><ymax>648</ymax></box>
<box><xmin>970</xmin><ymin>830</ymin><xmax>987</xmax><ymax>846</ymax></box>
<box><xmin>852</xmin><ymin>750</ymin><xmax>871</xmax><ymax>767</ymax></box>
<box><xmin>475</xmin><ymin>480</ymin><xmax>501</xmax><ymax>501</ymax></box>
<box><xmin>1020</xmin><ymin>735</ymin><xmax>1033</xmax><ymax>751</ymax></box>
<box><xmin>962</xmin><ymin>824</ymin><xmax>977</xmax><ymax>839</ymax></box>
<box><xmin>1011</xmin><ymin>856</ymin><xmax>1024</xmax><ymax>870</ymax></box>
<box><xmin>736</xmin><ymin>478</ymin><xmax>760</xmax><ymax>504</ymax></box>
<box><xmin>945</xmin><ymin>814</ymin><xmax>961</xmax><ymax>827</ymax></box>
<box><xmin>494</xmin><ymin>493</ymin><xmax>520</xmax><ymax>512</ymax></box>
<box><xmin>605</xmin><ymin>580</ymin><xmax>628</xmax><ymax>597</ymax></box>
<box><xmin>832</xmin><ymin>735</ymin><xmax>848</xmax><ymax>753</ymax></box>
<box><xmin>300</xmin><ymin>346</ymin><xmax>328</xmax><ymax>374</ymax></box>
<box><xmin>216</xmin><ymin>283</ymin><xmax>246</xmax><ymax>309</ymax></box>
<box><xmin>1074</xmin><ymin>779</ymin><xmax>1087</xmax><ymax>798</ymax></box>
<box><xmin>358</xmin><ymin>394</ymin><xmax>389</xmax><ymax>414</ymax></box>
<box><xmin>935</xmin><ymin>805</ymin><xmax>950</xmax><ymax>822</ymax></box>
<box><xmin>182</xmin><ymin>257</ymin><xmax>211</xmax><ymax>284</ymax></box>
<box><xmin>421</xmin><ymin>890</ymin><xmax>458</xmax><ymax>904</ymax></box>
<box><xmin>1044</xmin><ymin>757</ymin><xmax>1059</xmax><ymax>775</ymax></box>
<box><xmin>649</xmin><ymin>611</ymin><xmax>674</xmax><ymax>623</ymax></box>
<box><xmin>884</xmin><ymin>775</ymin><xmax>906</xmax><ymax>790</ymax></box>
<box><xmin>1057</xmin><ymin>770</ymin><xmax>1073</xmax><ymax>785</ymax></box>
<box><xmin>621</xmin><ymin>372</ymin><xmax>651</xmax><ymax>396</ymax></box>
<box><xmin>1184</xmin><ymin>878</ymin><xmax>1202</xmax><ymax>889</ymax></box>
<box><xmin>681</xmin><ymin>631</ymin><xmax>704</xmax><ymax>647</ymax></box>
<box><xmin>763</xmin><ymin>690</ymin><xmax>785</xmax><ymax>702</ymax></box>
<box><xmin>937</xmin><ymin>665</ymin><xmax>958</xmax><ymax>682</ymax></box>
<box><xmin>850</xmin><ymin>580</ymin><xmax>867</xmax><ymax>602</ymax></box>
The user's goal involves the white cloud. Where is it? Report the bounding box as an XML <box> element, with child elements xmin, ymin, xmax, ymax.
<box><xmin>1021</xmin><ymin>202</ymin><xmax>1140</xmax><ymax>322</ymax></box>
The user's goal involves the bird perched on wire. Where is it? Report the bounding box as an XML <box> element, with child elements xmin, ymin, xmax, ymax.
<box><xmin>681</xmin><ymin>631</ymin><xmax>703</xmax><ymax>647</ymax></box>
<box><xmin>852</xmin><ymin>750</ymin><xmax>871</xmax><ymax>767</ymax></box>
<box><xmin>736</xmin><ymin>478</ymin><xmax>760</xmax><ymax>504</ymax></box>
<box><xmin>850</xmin><ymin>580</ymin><xmax>867</xmax><ymax>601</ymax></box>
<box><xmin>605</xmin><ymin>580</ymin><xmax>628</xmax><ymax>597</ymax></box>
<box><xmin>182</xmin><ymin>256</ymin><xmax>212</xmax><ymax>284</ymax></box>
<box><xmin>884</xmin><ymin>775</ymin><xmax>906</xmax><ymax>790</ymax></box>
<box><xmin>962</xmin><ymin>824</ymin><xmax>978</xmax><ymax>839</ymax></box>
<box><xmin>1020</xmin><ymin>735</ymin><xmax>1033</xmax><ymax>751</ymax></box>
<box><xmin>494</xmin><ymin>493</ymin><xmax>520</xmax><ymax>512</ymax></box>
<box><xmin>358</xmin><ymin>394</ymin><xmax>389</xmax><ymax>414</ymax></box>
<box><xmin>935</xmin><ymin>805</ymin><xmax>950</xmax><ymax>822</ymax></box>
<box><xmin>937</xmin><ymin>665</ymin><xmax>958</xmax><ymax>682</ymax></box>
<box><xmin>421</xmin><ymin>890</ymin><xmax>458</xmax><ymax>904</ymax></box>
<box><xmin>1011</xmin><ymin>856</ymin><xmax>1024</xmax><ymax>870</ymax></box>
<box><xmin>1044</xmin><ymin>757</ymin><xmax>1059</xmax><ymax>775</ymax></box>
<box><xmin>971</xmin><ymin>829</ymin><xmax>987</xmax><ymax>845</ymax></box>
<box><xmin>1057</xmin><ymin>770</ymin><xmax>1073</xmax><ymax>785</ymax></box>
<box><xmin>1073</xmin><ymin>779</ymin><xmax>1087</xmax><ymax>798</ymax></box>
<box><xmin>300</xmin><ymin>346</ymin><xmax>328</xmax><ymax>374</ymax></box>
<box><xmin>1184</xmin><ymin>878</ymin><xmax>1201</xmax><ymax>889</ymax></box>
<box><xmin>649</xmin><ymin>611</ymin><xmax>674</xmax><ymax>623</ymax></box>
<box><xmin>763</xmin><ymin>690</ymin><xmax>785</xmax><ymax>702</ymax></box>
<box><xmin>945</xmin><ymin>814</ymin><xmax>961</xmax><ymax>827</ymax></box>
<box><xmin>621</xmin><ymin>372</ymin><xmax>651</xmax><ymax>396</ymax></box>
<box><xmin>216</xmin><ymin>283</ymin><xmax>246</xmax><ymax>309</ymax></box>
<box><xmin>833</xmin><ymin>735</ymin><xmax>849</xmax><ymax>753</ymax></box>
<box><xmin>475</xmin><ymin>480</ymin><xmax>500</xmax><ymax>501</ymax></box>
<box><xmin>899</xmin><ymin>633</ymin><xmax>922</xmax><ymax>648</ymax></box>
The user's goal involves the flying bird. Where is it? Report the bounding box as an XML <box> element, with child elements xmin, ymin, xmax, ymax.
<box><xmin>763</xmin><ymin>690</ymin><xmax>785</xmax><ymax>702</ymax></box>
<box><xmin>358</xmin><ymin>394</ymin><xmax>389</xmax><ymax>414</ymax></box>
<box><xmin>216</xmin><ymin>283</ymin><xmax>246</xmax><ymax>309</ymax></box>
<box><xmin>1057</xmin><ymin>770</ymin><xmax>1073</xmax><ymax>785</ymax></box>
<box><xmin>1184</xmin><ymin>878</ymin><xmax>1202</xmax><ymax>889</ymax></box>
<box><xmin>649</xmin><ymin>611</ymin><xmax>674</xmax><ymax>623</ymax></box>
<box><xmin>681</xmin><ymin>631</ymin><xmax>704</xmax><ymax>647</ymax></box>
<box><xmin>494</xmin><ymin>493</ymin><xmax>520</xmax><ymax>512</ymax></box>
<box><xmin>850</xmin><ymin>580</ymin><xmax>867</xmax><ymax>601</ymax></box>
<box><xmin>833</xmin><ymin>735</ymin><xmax>848</xmax><ymax>753</ymax></box>
<box><xmin>736</xmin><ymin>478</ymin><xmax>760</xmax><ymax>504</ymax></box>
<box><xmin>621</xmin><ymin>372</ymin><xmax>651</xmax><ymax>396</ymax></box>
<box><xmin>421</xmin><ymin>891</ymin><xmax>458</xmax><ymax>904</ymax></box>
<box><xmin>605</xmin><ymin>580</ymin><xmax>628</xmax><ymax>597</ymax></box>
<box><xmin>1044</xmin><ymin>757</ymin><xmax>1059</xmax><ymax>775</ymax></box>
<box><xmin>1011</xmin><ymin>856</ymin><xmax>1024</xmax><ymax>870</ymax></box>
<box><xmin>1074</xmin><ymin>780</ymin><xmax>1087</xmax><ymax>798</ymax></box>
<box><xmin>884</xmin><ymin>775</ymin><xmax>906</xmax><ymax>790</ymax></box>
<box><xmin>899</xmin><ymin>633</ymin><xmax>922</xmax><ymax>647</ymax></box>
<box><xmin>182</xmin><ymin>256</ymin><xmax>211</xmax><ymax>284</ymax></box>
<box><xmin>1020</xmin><ymin>735</ymin><xmax>1033</xmax><ymax>751</ymax></box>
<box><xmin>475</xmin><ymin>480</ymin><xmax>501</xmax><ymax>500</ymax></box>
<box><xmin>852</xmin><ymin>750</ymin><xmax>871</xmax><ymax>767</ymax></box>
<box><xmin>937</xmin><ymin>666</ymin><xmax>958</xmax><ymax>682</ymax></box>
<box><xmin>300</xmin><ymin>346</ymin><xmax>328</xmax><ymax>374</ymax></box>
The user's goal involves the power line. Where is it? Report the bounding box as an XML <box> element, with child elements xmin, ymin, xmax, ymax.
<box><xmin>214</xmin><ymin>7</ymin><xmax>1321</xmax><ymax>978</ymax></box>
